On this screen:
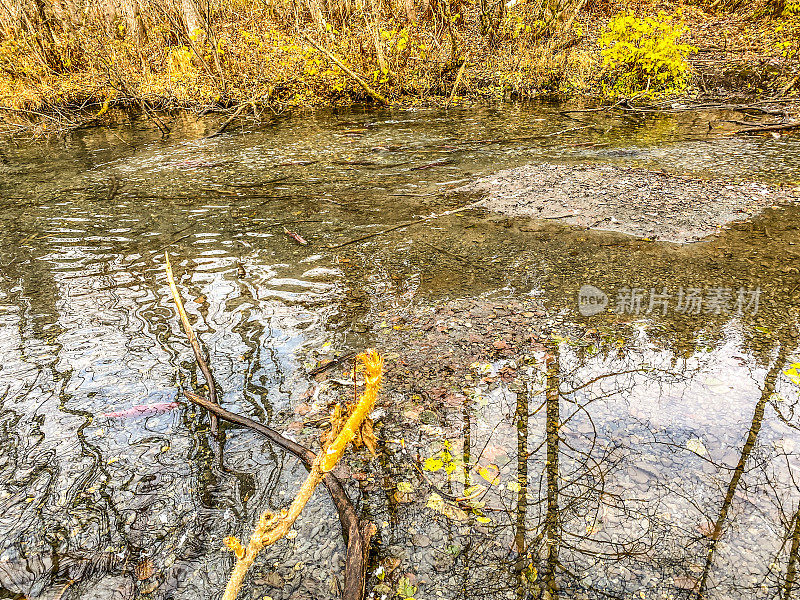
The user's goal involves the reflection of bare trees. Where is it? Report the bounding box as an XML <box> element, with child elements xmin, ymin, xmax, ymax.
<box><xmin>542</xmin><ymin>347</ymin><xmax>561</xmax><ymax>599</ymax></box>
<box><xmin>513</xmin><ymin>379</ymin><xmax>529</xmax><ymax>600</ymax></box>
<box><xmin>696</xmin><ymin>341</ymin><xmax>789</xmax><ymax>599</ymax></box>
<box><xmin>783</xmin><ymin>508</ymin><xmax>800</xmax><ymax>600</ymax></box>
<box><xmin>400</xmin><ymin>318</ymin><xmax>800</xmax><ymax>600</ymax></box>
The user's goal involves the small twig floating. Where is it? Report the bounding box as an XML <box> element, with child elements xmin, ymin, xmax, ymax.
<box><xmin>308</xmin><ymin>351</ymin><xmax>357</xmax><ymax>377</ymax></box>
<box><xmin>188</xmin><ymin>350</ymin><xmax>383</xmax><ymax>600</ymax></box>
<box><xmin>164</xmin><ymin>252</ymin><xmax>220</xmax><ymax>436</ymax></box>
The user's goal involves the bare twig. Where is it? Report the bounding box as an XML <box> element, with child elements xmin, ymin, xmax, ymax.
<box><xmin>205</xmin><ymin>97</ymin><xmax>258</xmax><ymax>138</ymax></box>
<box><xmin>329</xmin><ymin>198</ymin><xmax>486</xmax><ymax>249</ymax></box>
<box><xmin>303</xmin><ymin>33</ymin><xmax>389</xmax><ymax>105</ymax></box>
<box><xmin>446</xmin><ymin>51</ymin><xmax>470</xmax><ymax>108</ymax></box>
<box><xmin>164</xmin><ymin>252</ymin><xmax>219</xmax><ymax>436</ymax></box>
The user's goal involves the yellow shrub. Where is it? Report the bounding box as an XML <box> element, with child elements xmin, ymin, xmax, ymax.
<box><xmin>169</xmin><ymin>46</ymin><xmax>195</xmax><ymax>80</ymax></box>
<box><xmin>599</xmin><ymin>11</ymin><xmax>697</xmax><ymax>99</ymax></box>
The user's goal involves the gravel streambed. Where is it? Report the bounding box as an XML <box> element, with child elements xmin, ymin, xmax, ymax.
<box><xmin>455</xmin><ymin>162</ymin><xmax>799</xmax><ymax>243</ymax></box>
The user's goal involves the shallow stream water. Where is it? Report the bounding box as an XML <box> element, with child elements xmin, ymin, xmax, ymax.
<box><xmin>0</xmin><ymin>103</ymin><xmax>799</xmax><ymax>600</ymax></box>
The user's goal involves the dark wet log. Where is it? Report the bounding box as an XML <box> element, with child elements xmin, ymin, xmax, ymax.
<box><xmin>183</xmin><ymin>391</ymin><xmax>375</xmax><ymax>600</ymax></box>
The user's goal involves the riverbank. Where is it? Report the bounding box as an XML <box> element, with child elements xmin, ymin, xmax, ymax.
<box><xmin>1</xmin><ymin>0</ymin><xmax>798</xmax><ymax>133</ymax></box>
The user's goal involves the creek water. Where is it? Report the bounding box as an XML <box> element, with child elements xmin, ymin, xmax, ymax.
<box><xmin>0</xmin><ymin>103</ymin><xmax>799</xmax><ymax>600</ymax></box>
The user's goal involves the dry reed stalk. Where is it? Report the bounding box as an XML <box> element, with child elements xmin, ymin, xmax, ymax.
<box><xmin>302</xmin><ymin>33</ymin><xmax>390</xmax><ymax>105</ymax></box>
<box><xmin>221</xmin><ymin>349</ymin><xmax>383</xmax><ymax>600</ymax></box>
<box><xmin>164</xmin><ymin>252</ymin><xmax>219</xmax><ymax>435</ymax></box>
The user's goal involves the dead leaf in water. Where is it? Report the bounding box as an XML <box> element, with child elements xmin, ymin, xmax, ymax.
<box><xmin>283</xmin><ymin>227</ymin><xmax>308</xmax><ymax>245</ymax></box>
<box><xmin>426</xmin><ymin>492</ymin><xmax>468</xmax><ymax>521</ymax></box>
<box><xmin>477</xmin><ymin>464</ymin><xmax>500</xmax><ymax>485</ymax></box>
<box><xmin>673</xmin><ymin>575</ymin><xmax>699</xmax><ymax>590</ymax></box>
<box><xmin>135</xmin><ymin>559</ymin><xmax>154</xmax><ymax>581</ymax></box>
<box><xmin>359</xmin><ymin>418</ymin><xmax>378</xmax><ymax>455</ymax></box>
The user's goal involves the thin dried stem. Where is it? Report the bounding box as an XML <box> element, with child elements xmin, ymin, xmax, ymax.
<box><xmin>164</xmin><ymin>251</ymin><xmax>219</xmax><ymax>435</ymax></box>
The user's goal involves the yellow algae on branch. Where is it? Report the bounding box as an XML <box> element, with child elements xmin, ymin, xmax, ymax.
<box><xmin>221</xmin><ymin>349</ymin><xmax>383</xmax><ymax>600</ymax></box>
<box><xmin>321</xmin><ymin>350</ymin><xmax>383</xmax><ymax>472</ymax></box>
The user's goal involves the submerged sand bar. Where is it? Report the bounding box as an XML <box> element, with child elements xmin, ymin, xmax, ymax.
<box><xmin>456</xmin><ymin>163</ymin><xmax>799</xmax><ymax>243</ymax></box>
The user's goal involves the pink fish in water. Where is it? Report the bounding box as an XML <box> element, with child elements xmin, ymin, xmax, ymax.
<box><xmin>101</xmin><ymin>401</ymin><xmax>180</xmax><ymax>418</ymax></box>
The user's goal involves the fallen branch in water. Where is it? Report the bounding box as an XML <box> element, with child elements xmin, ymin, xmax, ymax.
<box><xmin>182</xmin><ymin>391</ymin><xmax>375</xmax><ymax>599</ymax></box>
<box><xmin>181</xmin><ymin>349</ymin><xmax>382</xmax><ymax>600</ymax></box>
<box><xmin>308</xmin><ymin>351</ymin><xmax>356</xmax><ymax>376</ymax></box>
<box><xmin>410</xmin><ymin>158</ymin><xmax>453</xmax><ymax>170</ymax></box>
<box><xmin>730</xmin><ymin>121</ymin><xmax>800</xmax><ymax>135</ymax></box>
<box><xmin>329</xmin><ymin>198</ymin><xmax>487</xmax><ymax>249</ymax></box>
<box><xmin>164</xmin><ymin>252</ymin><xmax>219</xmax><ymax>436</ymax></box>
<box><xmin>205</xmin><ymin>98</ymin><xmax>257</xmax><ymax>139</ymax></box>
<box><xmin>303</xmin><ymin>34</ymin><xmax>389</xmax><ymax>106</ymax></box>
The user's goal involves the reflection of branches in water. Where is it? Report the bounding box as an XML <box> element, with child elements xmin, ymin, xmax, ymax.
<box><xmin>404</xmin><ymin>338</ymin><xmax>675</xmax><ymax>600</ymax></box>
<box><xmin>542</xmin><ymin>346</ymin><xmax>561</xmax><ymax>598</ymax></box>
<box><xmin>782</xmin><ymin>508</ymin><xmax>800</xmax><ymax>600</ymax></box>
<box><xmin>696</xmin><ymin>342</ymin><xmax>788</xmax><ymax>598</ymax></box>
<box><xmin>381</xmin><ymin>323</ymin><xmax>800</xmax><ymax>600</ymax></box>
<box><xmin>514</xmin><ymin>378</ymin><xmax>529</xmax><ymax>600</ymax></box>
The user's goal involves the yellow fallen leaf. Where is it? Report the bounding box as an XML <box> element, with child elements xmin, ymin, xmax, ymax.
<box><xmin>477</xmin><ymin>464</ymin><xmax>500</xmax><ymax>485</ymax></box>
<box><xmin>426</xmin><ymin>492</ymin><xmax>468</xmax><ymax>521</ymax></box>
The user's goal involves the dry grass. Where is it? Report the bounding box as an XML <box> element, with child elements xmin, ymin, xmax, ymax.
<box><xmin>0</xmin><ymin>0</ymin><xmax>600</xmax><ymax>119</ymax></box>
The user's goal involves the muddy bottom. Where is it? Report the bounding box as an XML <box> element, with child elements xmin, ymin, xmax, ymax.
<box><xmin>456</xmin><ymin>162</ymin><xmax>800</xmax><ymax>242</ymax></box>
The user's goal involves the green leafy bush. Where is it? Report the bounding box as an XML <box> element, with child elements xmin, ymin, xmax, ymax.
<box><xmin>598</xmin><ymin>11</ymin><xmax>697</xmax><ymax>99</ymax></box>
